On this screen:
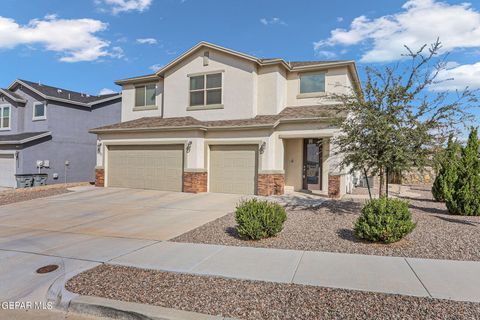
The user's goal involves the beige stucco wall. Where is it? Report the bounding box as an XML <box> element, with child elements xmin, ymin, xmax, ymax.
<box><xmin>163</xmin><ymin>48</ymin><xmax>257</xmax><ymax>121</ymax></box>
<box><xmin>121</xmin><ymin>80</ymin><xmax>164</xmax><ymax>122</ymax></box>
<box><xmin>257</xmin><ymin>65</ymin><xmax>287</xmax><ymax>115</ymax></box>
<box><xmin>119</xmin><ymin>55</ymin><xmax>355</xmax><ymax>123</ymax></box>
<box><xmin>286</xmin><ymin>66</ymin><xmax>351</xmax><ymax>108</ymax></box>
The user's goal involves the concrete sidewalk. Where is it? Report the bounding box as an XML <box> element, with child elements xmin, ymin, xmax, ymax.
<box><xmin>110</xmin><ymin>241</ymin><xmax>480</xmax><ymax>303</ymax></box>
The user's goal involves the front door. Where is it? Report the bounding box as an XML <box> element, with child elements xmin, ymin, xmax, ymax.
<box><xmin>303</xmin><ymin>139</ymin><xmax>322</xmax><ymax>191</ymax></box>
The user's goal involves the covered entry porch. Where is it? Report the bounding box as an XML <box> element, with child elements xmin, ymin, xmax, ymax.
<box><xmin>283</xmin><ymin>137</ymin><xmax>331</xmax><ymax>196</ymax></box>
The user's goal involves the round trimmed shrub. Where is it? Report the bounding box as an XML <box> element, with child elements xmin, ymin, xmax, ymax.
<box><xmin>354</xmin><ymin>197</ymin><xmax>416</xmax><ymax>243</ymax></box>
<box><xmin>235</xmin><ymin>199</ymin><xmax>287</xmax><ymax>240</ymax></box>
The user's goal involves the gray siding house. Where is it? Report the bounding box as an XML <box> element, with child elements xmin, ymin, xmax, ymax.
<box><xmin>0</xmin><ymin>79</ymin><xmax>121</xmax><ymax>187</ymax></box>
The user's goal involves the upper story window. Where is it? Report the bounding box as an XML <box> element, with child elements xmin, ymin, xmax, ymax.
<box><xmin>189</xmin><ymin>73</ymin><xmax>222</xmax><ymax>107</ymax></box>
<box><xmin>0</xmin><ymin>105</ymin><xmax>10</xmax><ymax>130</ymax></box>
<box><xmin>135</xmin><ymin>84</ymin><xmax>156</xmax><ymax>107</ymax></box>
<box><xmin>300</xmin><ymin>72</ymin><xmax>325</xmax><ymax>94</ymax></box>
<box><xmin>33</xmin><ymin>102</ymin><xmax>46</xmax><ymax>121</ymax></box>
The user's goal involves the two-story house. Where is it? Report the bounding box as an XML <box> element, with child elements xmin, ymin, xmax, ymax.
<box><xmin>0</xmin><ymin>79</ymin><xmax>121</xmax><ymax>187</ymax></box>
<box><xmin>91</xmin><ymin>42</ymin><xmax>360</xmax><ymax>197</ymax></box>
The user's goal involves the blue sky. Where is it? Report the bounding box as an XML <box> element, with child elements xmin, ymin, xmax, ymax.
<box><xmin>1</xmin><ymin>0</ymin><xmax>480</xmax><ymax>113</ymax></box>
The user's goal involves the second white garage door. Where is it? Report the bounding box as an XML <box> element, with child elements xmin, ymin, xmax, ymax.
<box><xmin>209</xmin><ymin>145</ymin><xmax>258</xmax><ymax>195</ymax></box>
<box><xmin>107</xmin><ymin>145</ymin><xmax>183</xmax><ymax>191</ymax></box>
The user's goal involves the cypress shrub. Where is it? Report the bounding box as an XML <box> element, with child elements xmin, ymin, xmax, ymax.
<box><xmin>446</xmin><ymin>128</ymin><xmax>480</xmax><ymax>216</ymax></box>
<box><xmin>432</xmin><ymin>135</ymin><xmax>460</xmax><ymax>202</ymax></box>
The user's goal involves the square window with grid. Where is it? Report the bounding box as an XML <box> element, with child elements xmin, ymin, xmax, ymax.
<box><xmin>189</xmin><ymin>73</ymin><xmax>222</xmax><ymax>106</ymax></box>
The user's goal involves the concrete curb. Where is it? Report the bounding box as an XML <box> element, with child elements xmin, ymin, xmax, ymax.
<box><xmin>68</xmin><ymin>295</ymin><xmax>234</xmax><ymax>320</ymax></box>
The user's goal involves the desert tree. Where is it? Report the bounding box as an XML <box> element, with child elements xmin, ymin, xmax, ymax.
<box><xmin>331</xmin><ymin>39</ymin><xmax>477</xmax><ymax>198</ymax></box>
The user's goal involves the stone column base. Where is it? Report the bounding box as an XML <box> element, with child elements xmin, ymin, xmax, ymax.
<box><xmin>183</xmin><ymin>171</ymin><xmax>207</xmax><ymax>193</ymax></box>
<box><xmin>258</xmin><ymin>173</ymin><xmax>285</xmax><ymax>196</ymax></box>
<box><xmin>95</xmin><ymin>168</ymin><xmax>105</xmax><ymax>187</ymax></box>
<box><xmin>328</xmin><ymin>175</ymin><xmax>341</xmax><ymax>198</ymax></box>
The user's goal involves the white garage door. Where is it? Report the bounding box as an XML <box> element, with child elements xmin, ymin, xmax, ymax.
<box><xmin>209</xmin><ymin>145</ymin><xmax>258</xmax><ymax>195</ymax></box>
<box><xmin>107</xmin><ymin>145</ymin><xmax>183</xmax><ymax>191</ymax></box>
<box><xmin>0</xmin><ymin>154</ymin><xmax>15</xmax><ymax>188</ymax></box>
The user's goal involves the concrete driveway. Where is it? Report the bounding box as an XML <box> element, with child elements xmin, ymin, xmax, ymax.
<box><xmin>0</xmin><ymin>187</ymin><xmax>243</xmax><ymax>307</ymax></box>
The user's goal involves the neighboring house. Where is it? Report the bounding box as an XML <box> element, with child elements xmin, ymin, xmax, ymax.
<box><xmin>0</xmin><ymin>79</ymin><xmax>121</xmax><ymax>187</ymax></box>
<box><xmin>91</xmin><ymin>42</ymin><xmax>360</xmax><ymax>197</ymax></box>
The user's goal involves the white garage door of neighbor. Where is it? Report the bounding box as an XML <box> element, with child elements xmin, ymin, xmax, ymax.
<box><xmin>0</xmin><ymin>154</ymin><xmax>15</xmax><ymax>188</ymax></box>
<box><xmin>107</xmin><ymin>145</ymin><xmax>184</xmax><ymax>191</ymax></box>
<box><xmin>209</xmin><ymin>145</ymin><xmax>258</xmax><ymax>195</ymax></box>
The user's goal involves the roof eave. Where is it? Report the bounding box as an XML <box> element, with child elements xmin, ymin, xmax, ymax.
<box><xmin>90</xmin><ymin>125</ymin><xmax>207</xmax><ymax>134</ymax></box>
<box><xmin>88</xmin><ymin>94</ymin><xmax>122</xmax><ymax>106</ymax></box>
<box><xmin>8</xmin><ymin>80</ymin><xmax>101</xmax><ymax>108</ymax></box>
<box><xmin>0</xmin><ymin>89</ymin><xmax>27</xmax><ymax>104</ymax></box>
<box><xmin>90</xmin><ymin>116</ymin><xmax>342</xmax><ymax>134</ymax></box>
<box><xmin>291</xmin><ymin>60</ymin><xmax>356</xmax><ymax>71</ymax></box>
<box><xmin>274</xmin><ymin>117</ymin><xmax>341</xmax><ymax>127</ymax></box>
<box><xmin>154</xmin><ymin>41</ymin><xmax>261</xmax><ymax>77</ymax></box>
<box><xmin>206</xmin><ymin>124</ymin><xmax>274</xmax><ymax>131</ymax></box>
<box><xmin>0</xmin><ymin>131</ymin><xmax>52</xmax><ymax>145</ymax></box>
<box><xmin>114</xmin><ymin>75</ymin><xmax>160</xmax><ymax>86</ymax></box>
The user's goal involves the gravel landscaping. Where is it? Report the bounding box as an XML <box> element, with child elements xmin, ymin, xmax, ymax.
<box><xmin>173</xmin><ymin>185</ymin><xmax>480</xmax><ymax>261</ymax></box>
<box><xmin>0</xmin><ymin>183</ymin><xmax>89</xmax><ymax>206</ymax></box>
<box><xmin>66</xmin><ymin>264</ymin><xmax>480</xmax><ymax>320</ymax></box>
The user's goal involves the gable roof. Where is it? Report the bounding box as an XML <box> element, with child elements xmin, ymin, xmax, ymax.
<box><xmin>115</xmin><ymin>41</ymin><xmax>360</xmax><ymax>90</ymax></box>
<box><xmin>90</xmin><ymin>105</ymin><xmax>345</xmax><ymax>133</ymax></box>
<box><xmin>0</xmin><ymin>88</ymin><xmax>27</xmax><ymax>104</ymax></box>
<box><xmin>7</xmin><ymin>79</ymin><xmax>121</xmax><ymax>108</ymax></box>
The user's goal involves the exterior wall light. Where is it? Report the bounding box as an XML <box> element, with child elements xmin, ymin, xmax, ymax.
<box><xmin>259</xmin><ymin>141</ymin><xmax>266</xmax><ymax>154</ymax></box>
<box><xmin>186</xmin><ymin>141</ymin><xmax>192</xmax><ymax>153</ymax></box>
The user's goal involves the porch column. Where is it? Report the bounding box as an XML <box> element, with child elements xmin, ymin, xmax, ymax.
<box><xmin>257</xmin><ymin>133</ymin><xmax>285</xmax><ymax>196</ymax></box>
<box><xmin>325</xmin><ymin>137</ymin><xmax>343</xmax><ymax>198</ymax></box>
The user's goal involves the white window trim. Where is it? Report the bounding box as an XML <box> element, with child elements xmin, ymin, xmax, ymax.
<box><xmin>0</xmin><ymin>104</ymin><xmax>11</xmax><ymax>131</ymax></box>
<box><xmin>134</xmin><ymin>84</ymin><xmax>157</xmax><ymax>108</ymax></box>
<box><xmin>188</xmin><ymin>72</ymin><xmax>223</xmax><ymax>108</ymax></box>
<box><xmin>32</xmin><ymin>102</ymin><xmax>47</xmax><ymax>121</ymax></box>
<box><xmin>298</xmin><ymin>71</ymin><xmax>326</xmax><ymax>96</ymax></box>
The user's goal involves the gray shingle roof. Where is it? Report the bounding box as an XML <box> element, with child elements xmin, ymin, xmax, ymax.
<box><xmin>0</xmin><ymin>131</ymin><xmax>50</xmax><ymax>144</ymax></box>
<box><xmin>1</xmin><ymin>89</ymin><xmax>24</xmax><ymax>101</ymax></box>
<box><xmin>91</xmin><ymin>105</ymin><xmax>344</xmax><ymax>132</ymax></box>
<box><xmin>18</xmin><ymin>79</ymin><xmax>120</xmax><ymax>104</ymax></box>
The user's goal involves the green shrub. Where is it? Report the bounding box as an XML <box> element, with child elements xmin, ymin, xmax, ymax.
<box><xmin>235</xmin><ymin>199</ymin><xmax>287</xmax><ymax>240</ymax></box>
<box><xmin>432</xmin><ymin>134</ymin><xmax>460</xmax><ymax>202</ymax></box>
<box><xmin>354</xmin><ymin>197</ymin><xmax>416</xmax><ymax>243</ymax></box>
<box><xmin>446</xmin><ymin>127</ymin><xmax>480</xmax><ymax>216</ymax></box>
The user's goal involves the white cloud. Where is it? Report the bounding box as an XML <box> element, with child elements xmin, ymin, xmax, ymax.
<box><xmin>136</xmin><ymin>38</ymin><xmax>157</xmax><ymax>45</ymax></box>
<box><xmin>430</xmin><ymin>62</ymin><xmax>480</xmax><ymax>91</ymax></box>
<box><xmin>316</xmin><ymin>50</ymin><xmax>337</xmax><ymax>59</ymax></box>
<box><xmin>0</xmin><ymin>15</ymin><xmax>120</xmax><ymax>62</ymax></box>
<box><xmin>336</xmin><ymin>17</ymin><xmax>344</xmax><ymax>22</ymax></box>
<box><xmin>260</xmin><ymin>17</ymin><xmax>287</xmax><ymax>26</ymax></box>
<box><xmin>109</xmin><ymin>46</ymin><xmax>125</xmax><ymax>59</ymax></box>
<box><xmin>95</xmin><ymin>0</ymin><xmax>153</xmax><ymax>14</ymax></box>
<box><xmin>314</xmin><ymin>0</ymin><xmax>480</xmax><ymax>62</ymax></box>
<box><xmin>149</xmin><ymin>64</ymin><xmax>162</xmax><ymax>72</ymax></box>
<box><xmin>99</xmin><ymin>88</ymin><xmax>117</xmax><ymax>95</ymax></box>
